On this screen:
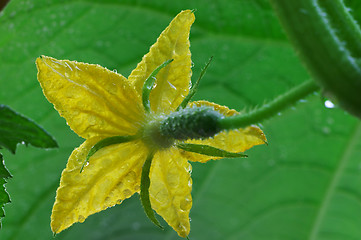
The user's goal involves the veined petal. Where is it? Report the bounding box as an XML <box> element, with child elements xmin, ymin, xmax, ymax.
<box><xmin>180</xmin><ymin>101</ymin><xmax>267</xmax><ymax>163</ymax></box>
<box><xmin>128</xmin><ymin>10</ymin><xmax>195</xmax><ymax>114</ymax></box>
<box><xmin>149</xmin><ymin>147</ymin><xmax>192</xmax><ymax>238</ymax></box>
<box><xmin>51</xmin><ymin>138</ymin><xmax>149</xmax><ymax>234</ymax></box>
<box><xmin>36</xmin><ymin>56</ymin><xmax>145</xmax><ymax>139</ymax></box>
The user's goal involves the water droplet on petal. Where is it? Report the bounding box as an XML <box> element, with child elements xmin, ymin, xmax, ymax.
<box><xmin>123</xmin><ymin>189</ymin><xmax>132</xmax><ymax>198</ymax></box>
<box><xmin>78</xmin><ymin>215</ymin><xmax>85</xmax><ymax>223</ymax></box>
<box><xmin>125</xmin><ymin>171</ymin><xmax>136</xmax><ymax>183</ymax></box>
<box><xmin>180</xmin><ymin>197</ymin><xmax>192</xmax><ymax>211</ymax></box>
<box><xmin>115</xmin><ymin>181</ymin><xmax>123</xmax><ymax>189</ymax></box>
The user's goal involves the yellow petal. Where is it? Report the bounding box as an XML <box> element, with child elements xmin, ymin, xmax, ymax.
<box><xmin>179</xmin><ymin>101</ymin><xmax>267</xmax><ymax>163</ymax></box>
<box><xmin>51</xmin><ymin>138</ymin><xmax>149</xmax><ymax>234</ymax></box>
<box><xmin>149</xmin><ymin>147</ymin><xmax>192</xmax><ymax>237</ymax></box>
<box><xmin>128</xmin><ymin>10</ymin><xmax>195</xmax><ymax>114</ymax></box>
<box><xmin>36</xmin><ymin>56</ymin><xmax>145</xmax><ymax>139</ymax></box>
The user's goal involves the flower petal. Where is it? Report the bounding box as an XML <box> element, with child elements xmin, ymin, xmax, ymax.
<box><xmin>149</xmin><ymin>147</ymin><xmax>192</xmax><ymax>237</ymax></box>
<box><xmin>128</xmin><ymin>10</ymin><xmax>195</xmax><ymax>113</ymax></box>
<box><xmin>51</xmin><ymin>138</ymin><xmax>149</xmax><ymax>234</ymax></box>
<box><xmin>36</xmin><ymin>56</ymin><xmax>145</xmax><ymax>139</ymax></box>
<box><xmin>180</xmin><ymin>101</ymin><xmax>267</xmax><ymax>163</ymax></box>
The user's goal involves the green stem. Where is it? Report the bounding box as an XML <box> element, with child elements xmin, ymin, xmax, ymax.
<box><xmin>270</xmin><ymin>0</ymin><xmax>361</xmax><ymax>119</ymax></box>
<box><xmin>219</xmin><ymin>80</ymin><xmax>319</xmax><ymax>130</ymax></box>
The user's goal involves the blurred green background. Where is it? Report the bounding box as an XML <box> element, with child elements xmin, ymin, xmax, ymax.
<box><xmin>0</xmin><ymin>0</ymin><xmax>361</xmax><ymax>239</ymax></box>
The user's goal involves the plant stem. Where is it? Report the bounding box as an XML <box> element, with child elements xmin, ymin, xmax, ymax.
<box><xmin>219</xmin><ymin>80</ymin><xmax>319</xmax><ymax>130</ymax></box>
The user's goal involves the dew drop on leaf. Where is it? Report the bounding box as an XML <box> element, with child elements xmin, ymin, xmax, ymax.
<box><xmin>132</xmin><ymin>222</ymin><xmax>141</xmax><ymax>230</ymax></box>
<box><xmin>324</xmin><ymin>100</ymin><xmax>335</xmax><ymax>108</ymax></box>
<box><xmin>322</xmin><ymin>126</ymin><xmax>331</xmax><ymax>135</ymax></box>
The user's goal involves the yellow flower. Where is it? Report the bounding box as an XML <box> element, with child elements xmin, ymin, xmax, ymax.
<box><xmin>36</xmin><ymin>10</ymin><xmax>266</xmax><ymax>238</ymax></box>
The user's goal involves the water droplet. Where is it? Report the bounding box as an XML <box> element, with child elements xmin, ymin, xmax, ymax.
<box><xmin>180</xmin><ymin>197</ymin><xmax>192</xmax><ymax>211</ymax></box>
<box><xmin>322</xmin><ymin>126</ymin><xmax>331</xmax><ymax>135</ymax></box>
<box><xmin>168</xmin><ymin>81</ymin><xmax>177</xmax><ymax>90</ymax></box>
<box><xmin>78</xmin><ymin>215</ymin><xmax>85</xmax><ymax>223</ymax></box>
<box><xmin>299</xmin><ymin>8</ymin><xmax>309</xmax><ymax>14</ymax></box>
<box><xmin>326</xmin><ymin>117</ymin><xmax>334</xmax><ymax>125</ymax></box>
<box><xmin>184</xmin><ymin>163</ymin><xmax>192</xmax><ymax>173</ymax></box>
<box><xmin>115</xmin><ymin>181</ymin><xmax>123</xmax><ymax>189</ymax></box>
<box><xmin>104</xmin><ymin>196</ymin><xmax>111</xmax><ymax>204</ymax></box>
<box><xmin>132</xmin><ymin>222</ymin><xmax>141</xmax><ymax>230</ymax></box>
<box><xmin>87</xmin><ymin>115</ymin><xmax>97</xmax><ymax>125</ymax></box>
<box><xmin>125</xmin><ymin>171</ymin><xmax>136</xmax><ymax>183</ymax></box>
<box><xmin>177</xmin><ymin>223</ymin><xmax>187</xmax><ymax>234</ymax></box>
<box><xmin>324</xmin><ymin>100</ymin><xmax>335</xmax><ymax>108</ymax></box>
<box><xmin>123</xmin><ymin>189</ymin><xmax>132</xmax><ymax>198</ymax></box>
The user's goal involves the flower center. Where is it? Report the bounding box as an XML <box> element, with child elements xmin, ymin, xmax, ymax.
<box><xmin>142</xmin><ymin>117</ymin><xmax>175</xmax><ymax>149</ymax></box>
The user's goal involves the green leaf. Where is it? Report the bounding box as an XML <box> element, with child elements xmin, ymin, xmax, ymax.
<box><xmin>0</xmin><ymin>155</ymin><xmax>11</xmax><ymax>180</ymax></box>
<box><xmin>0</xmin><ymin>154</ymin><xmax>11</xmax><ymax>228</ymax></box>
<box><xmin>0</xmin><ymin>105</ymin><xmax>58</xmax><ymax>153</ymax></box>
<box><xmin>0</xmin><ymin>1</ymin><xmax>360</xmax><ymax>240</ymax></box>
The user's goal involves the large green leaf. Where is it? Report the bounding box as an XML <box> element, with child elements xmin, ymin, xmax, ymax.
<box><xmin>0</xmin><ymin>154</ymin><xmax>11</xmax><ymax>228</ymax></box>
<box><xmin>0</xmin><ymin>0</ymin><xmax>360</xmax><ymax>240</ymax></box>
<box><xmin>0</xmin><ymin>105</ymin><xmax>58</xmax><ymax>153</ymax></box>
<box><xmin>0</xmin><ymin>101</ymin><xmax>58</xmax><ymax>228</ymax></box>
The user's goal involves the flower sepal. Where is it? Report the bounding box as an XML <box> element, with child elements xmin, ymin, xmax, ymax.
<box><xmin>177</xmin><ymin>143</ymin><xmax>248</xmax><ymax>158</ymax></box>
<box><xmin>140</xmin><ymin>151</ymin><xmax>163</xmax><ymax>229</ymax></box>
<box><xmin>142</xmin><ymin>59</ymin><xmax>174</xmax><ymax>113</ymax></box>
